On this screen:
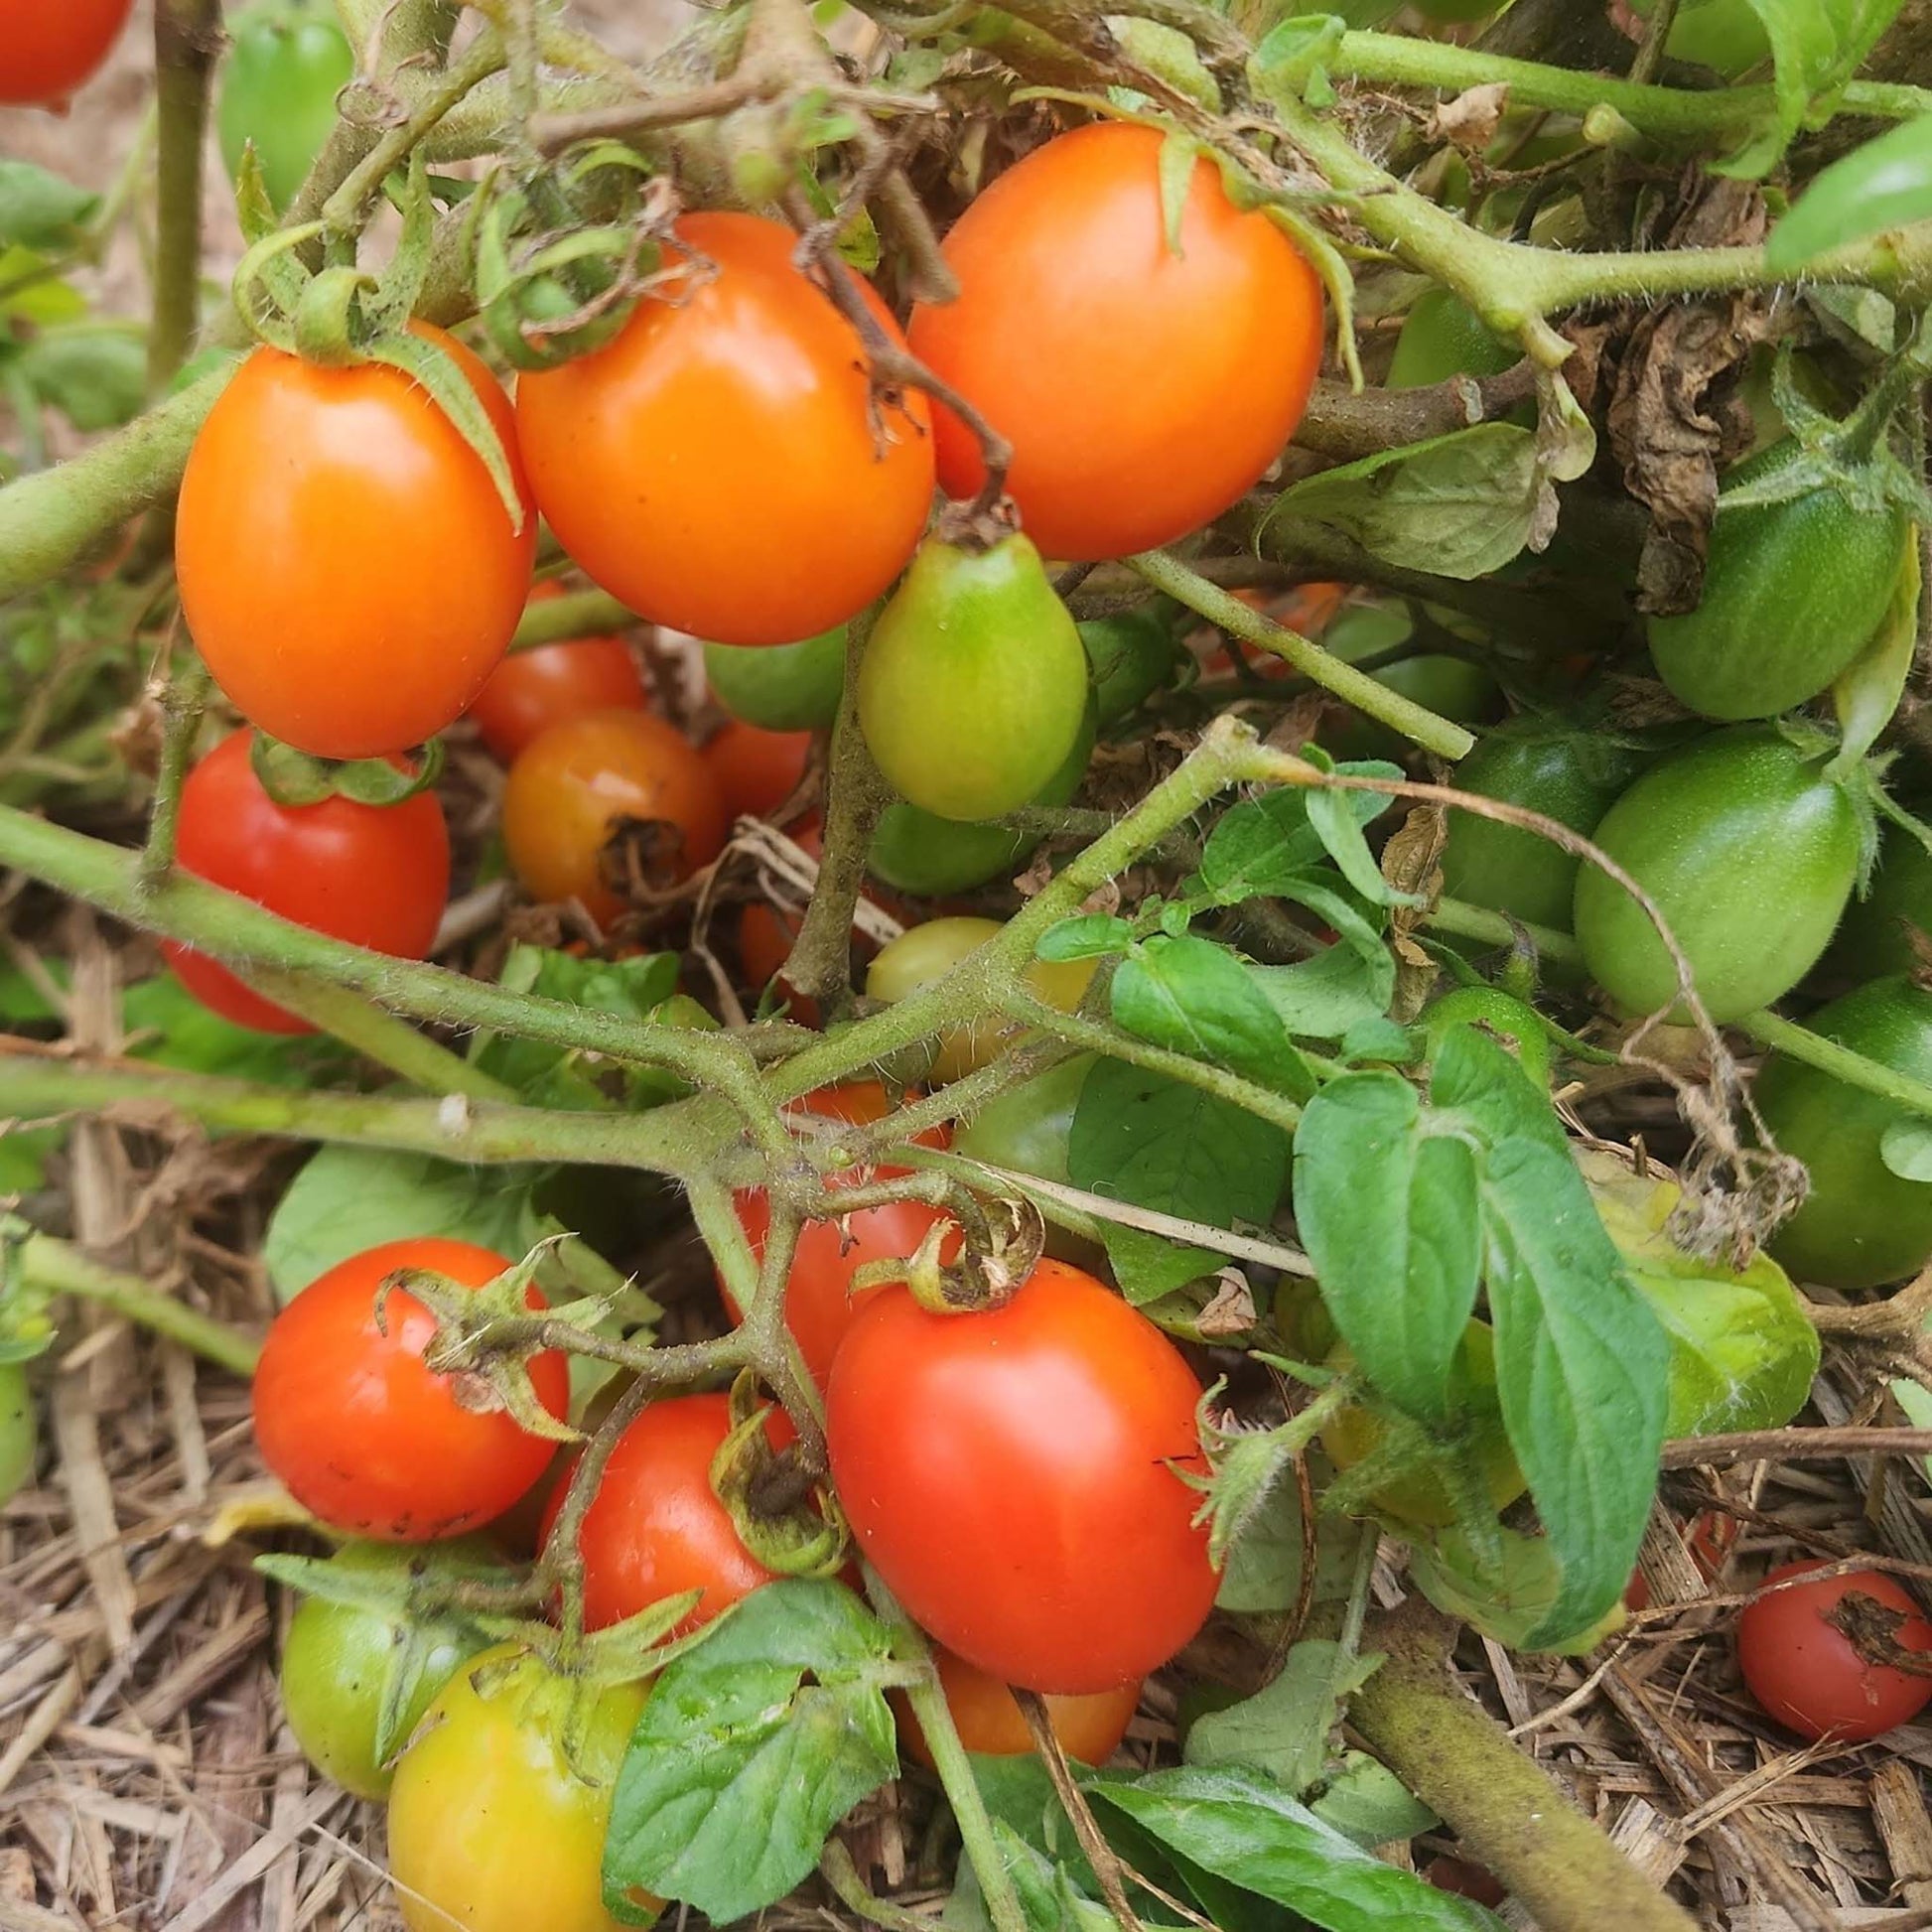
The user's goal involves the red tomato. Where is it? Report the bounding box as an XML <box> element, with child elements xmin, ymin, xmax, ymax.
<box><xmin>908</xmin><ymin>123</ymin><xmax>1322</xmax><ymax>562</ymax></box>
<box><xmin>827</xmin><ymin>1258</ymin><xmax>1217</xmax><ymax>1693</ymax></box>
<box><xmin>515</xmin><ymin>213</ymin><xmax>934</xmax><ymax>647</ymax></box>
<box><xmin>162</xmin><ymin>729</ymin><xmax>450</xmax><ymax>1035</ymax></box>
<box><xmin>897</xmin><ymin>1646</ymin><xmax>1140</xmax><ymax>1768</ymax></box>
<box><xmin>1425</xmin><ymin>1859</ymin><xmax>1507</xmax><ymax>1909</ymax></box>
<box><xmin>705</xmin><ymin>720</ymin><xmax>813</xmax><ymax>824</ymax></box>
<box><xmin>252</xmin><ymin>1239</ymin><xmax>568</xmax><ymax>1541</ymax></box>
<box><xmin>501</xmin><ymin>709</ymin><xmax>729</xmax><ymax>925</ymax></box>
<box><xmin>177</xmin><ymin>326</ymin><xmax>535</xmax><ymax>759</ymax></box>
<box><xmin>0</xmin><ymin>0</ymin><xmax>132</xmax><ymax>105</ymax></box>
<box><xmin>1737</xmin><ymin>1560</ymin><xmax>1932</xmax><ymax>1741</ymax></box>
<box><xmin>539</xmin><ymin>1393</ymin><xmax>779</xmax><ymax>1634</ymax></box>
<box><xmin>470</xmin><ymin>639</ymin><xmax>645</xmax><ymax>763</ymax></box>
<box><xmin>728</xmin><ymin>1082</ymin><xmax>951</xmax><ymax>1388</ymax></box>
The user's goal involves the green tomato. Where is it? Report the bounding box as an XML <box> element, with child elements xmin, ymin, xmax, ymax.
<box><xmin>1410</xmin><ymin>0</ymin><xmax>1498</xmax><ymax>18</ymax></box>
<box><xmin>1648</xmin><ymin>440</ymin><xmax>1912</xmax><ymax>723</ymax></box>
<box><xmin>1755</xmin><ymin>976</ymin><xmax>1932</xmax><ymax>1291</ymax></box>
<box><xmin>1320</xmin><ymin>603</ymin><xmax>1502</xmax><ymax>763</ymax></box>
<box><xmin>869</xmin><ymin>700</ymin><xmax>1097</xmax><ymax>897</ymax></box>
<box><xmin>703</xmin><ymin>628</ymin><xmax>845</xmax><ymax>733</ymax></box>
<box><xmin>1419</xmin><ymin>989</ymin><xmax>1554</xmax><ymax>1091</ymax></box>
<box><xmin>858</xmin><ymin>534</ymin><xmax>1089</xmax><ymax>823</ymax></box>
<box><xmin>1386</xmin><ymin>288</ymin><xmax>1516</xmax><ymax>390</ymax></box>
<box><xmin>1830</xmin><ymin>820</ymin><xmax>1932</xmax><ymax>981</ymax></box>
<box><xmin>1440</xmin><ymin>721</ymin><xmax>1648</xmax><ymax>931</ymax></box>
<box><xmin>279</xmin><ymin>1542</ymin><xmax>474</xmax><ymax>1800</ymax></box>
<box><xmin>1079</xmin><ymin>606</ymin><xmax>1177</xmax><ymax>726</ymax></box>
<box><xmin>955</xmin><ymin>1055</ymin><xmax>1096</xmax><ymax>1187</ymax></box>
<box><xmin>0</xmin><ymin>1361</ymin><xmax>36</xmax><ymax>1505</ymax></box>
<box><xmin>217</xmin><ymin>3</ymin><xmax>355</xmax><ymax>213</ymax></box>
<box><xmin>1627</xmin><ymin>0</ymin><xmax>1768</xmax><ymax>75</ymax></box>
<box><xmin>1574</xmin><ymin>727</ymin><xmax>1862</xmax><ymax>1025</ymax></box>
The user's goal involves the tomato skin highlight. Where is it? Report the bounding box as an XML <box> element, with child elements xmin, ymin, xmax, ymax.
<box><xmin>910</xmin><ymin>122</ymin><xmax>1322</xmax><ymax>561</ymax></box>
<box><xmin>163</xmin><ymin>728</ymin><xmax>450</xmax><ymax>1034</ymax></box>
<box><xmin>0</xmin><ymin>0</ymin><xmax>133</xmax><ymax>104</ymax></box>
<box><xmin>896</xmin><ymin>1646</ymin><xmax>1141</xmax><ymax>1767</ymax></box>
<box><xmin>176</xmin><ymin>328</ymin><xmax>535</xmax><ymax>759</ymax></box>
<box><xmin>516</xmin><ymin>213</ymin><xmax>934</xmax><ymax>647</ymax></box>
<box><xmin>502</xmin><ymin>710</ymin><xmax>729</xmax><ymax>925</ymax></box>
<box><xmin>387</xmin><ymin>1647</ymin><xmax>655</xmax><ymax>1932</ymax></box>
<box><xmin>539</xmin><ymin>1393</ymin><xmax>779</xmax><ymax>1633</ymax></box>
<box><xmin>469</xmin><ymin>636</ymin><xmax>646</xmax><ymax>763</ymax></box>
<box><xmin>251</xmin><ymin>1238</ymin><xmax>569</xmax><ymax>1540</ymax></box>
<box><xmin>1737</xmin><ymin>1561</ymin><xmax>1932</xmax><ymax>1742</ymax></box>
<box><xmin>827</xmin><ymin>1259</ymin><xmax>1217</xmax><ymax>1694</ymax></box>
<box><xmin>703</xmin><ymin>720</ymin><xmax>813</xmax><ymax>824</ymax></box>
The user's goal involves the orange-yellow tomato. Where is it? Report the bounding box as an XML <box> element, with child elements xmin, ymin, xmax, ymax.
<box><xmin>909</xmin><ymin>122</ymin><xmax>1323</xmax><ymax>562</ymax></box>
<box><xmin>502</xmin><ymin>710</ymin><xmax>728</xmax><ymax>924</ymax></box>
<box><xmin>896</xmin><ymin>1646</ymin><xmax>1141</xmax><ymax>1768</ymax></box>
<box><xmin>515</xmin><ymin>213</ymin><xmax>935</xmax><ymax>647</ymax></box>
<box><xmin>177</xmin><ymin>327</ymin><xmax>535</xmax><ymax>759</ymax></box>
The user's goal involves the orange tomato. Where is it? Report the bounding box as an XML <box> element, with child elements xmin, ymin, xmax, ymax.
<box><xmin>705</xmin><ymin>720</ymin><xmax>814</xmax><ymax>823</ymax></box>
<box><xmin>515</xmin><ymin>213</ymin><xmax>935</xmax><ymax>646</ymax></box>
<box><xmin>502</xmin><ymin>710</ymin><xmax>728</xmax><ymax>924</ymax></box>
<box><xmin>469</xmin><ymin>586</ymin><xmax>646</xmax><ymax>762</ymax></box>
<box><xmin>0</xmin><ymin>0</ymin><xmax>133</xmax><ymax>105</ymax></box>
<box><xmin>896</xmin><ymin>1646</ymin><xmax>1140</xmax><ymax>1768</ymax></box>
<box><xmin>909</xmin><ymin>123</ymin><xmax>1322</xmax><ymax>562</ymax></box>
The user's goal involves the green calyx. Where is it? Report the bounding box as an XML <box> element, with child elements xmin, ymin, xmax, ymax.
<box><xmin>249</xmin><ymin>732</ymin><xmax>446</xmax><ymax>809</ymax></box>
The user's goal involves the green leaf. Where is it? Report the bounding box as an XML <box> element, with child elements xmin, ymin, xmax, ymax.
<box><xmin>1246</xmin><ymin>17</ymin><xmax>1347</xmax><ymax>101</ymax></box>
<box><xmin>0</xmin><ymin>162</ymin><xmax>99</xmax><ymax>251</ymax></box>
<box><xmin>1100</xmin><ymin>1224</ymin><xmax>1225</xmax><ymax>1306</ymax></box>
<box><xmin>1112</xmin><ymin>935</ymin><xmax>1315</xmax><ymax>1098</ymax></box>
<box><xmin>1769</xmin><ymin>115</ymin><xmax>1932</xmax><ymax>270</ymax></box>
<box><xmin>1249</xmin><ymin>881</ymin><xmax>1396</xmax><ymax>1041</ymax></box>
<box><xmin>1156</xmin><ymin>128</ymin><xmax>1195</xmax><ymax>257</ymax></box>
<box><xmin>1182</xmin><ymin>1641</ymin><xmax>1380</xmax><ymax>1796</ymax></box>
<box><xmin>0</xmin><ymin>1125</ymin><xmax>61</xmax><ymax>1195</ymax></box>
<box><xmin>1091</xmin><ymin>1767</ymin><xmax>1506</xmax><ymax>1932</ymax></box>
<box><xmin>19</xmin><ymin>330</ymin><xmax>145</xmax><ymax>431</ymax></box>
<box><xmin>1304</xmin><ymin>771</ymin><xmax>1407</xmax><ymax>909</ymax></box>
<box><xmin>1832</xmin><ymin>525</ymin><xmax>1921</xmax><ymax>777</ymax></box>
<box><xmin>1037</xmin><ymin>914</ymin><xmax>1135</xmax><ymax>962</ymax></box>
<box><xmin>1889</xmin><ymin>1375</ymin><xmax>1932</xmax><ymax>1484</ymax></box>
<box><xmin>1201</xmin><ymin>766</ymin><xmax>1402</xmax><ymax>904</ymax></box>
<box><xmin>602</xmin><ymin>1581</ymin><xmax>897</xmax><ymax>1923</ymax></box>
<box><xmin>1292</xmin><ymin>1071</ymin><xmax>1480</xmax><ymax>1423</ymax></box>
<box><xmin>1311</xmin><ymin>1753</ymin><xmax>1438</xmax><ymax>1852</ymax></box>
<box><xmin>123</xmin><ymin>976</ymin><xmax>350</xmax><ymax>1088</ymax></box>
<box><xmin>1407</xmin><ymin>1523</ymin><xmax>1601</xmax><ymax>1654</ymax></box>
<box><xmin>1722</xmin><ymin>0</ymin><xmax>1910</xmax><ymax>178</ymax></box>
<box><xmin>1261</xmin><ymin>425</ymin><xmax>1542</xmax><ymax>582</ymax></box>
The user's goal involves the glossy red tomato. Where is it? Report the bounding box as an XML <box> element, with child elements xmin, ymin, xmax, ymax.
<box><xmin>515</xmin><ymin>212</ymin><xmax>934</xmax><ymax>646</ymax></box>
<box><xmin>1737</xmin><ymin>1561</ymin><xmax>1932</xmax><ymax>1741</ymax></box>
<box><xmin>729</xmin><ymin>1082</ymin><xmax>951</xmax><ymax>1388</ymax></box>
<box><xmin>501</xmin><ymin>709</ymin><xmax>729</xmax><ymax>925</ymax></box>
<box><xmin>704</xmin><ymin>720</ymin><xmax>813</xmax><ymax>823</ymax></box>
<box><xmin>909</xmin><ymin>123</ymin><xmax>1322</xmax><ymax>561</ymax></box>
<box><xmin>177</xmin><ymin>326</ymin><xmax>535</xmax><ymax>759</ymax></box>
<box><xmin>539</xmin><ymin>1393</ymin><xmax>779</xmax><ymax>1634</ymax></box>
<box><xmin>469</xmin><ymin>634</ymin><xmax>646</xmax><ymax>763</ymax></box>
<box><xmin>252</xmin><ymin>1239</ymin><xmax>568</xmax><ymax>1540</ymax></box>
<box><xmin>163</xmin><ymin>729</ymin><xmax>450</xmax><ymax>1035</ymax></box>
<box><xmin>897</xmin><ymin>1646</ymin><xmax>1140</xmax><ymax>1768</ymax></box>
<box><xmin>827</xmin><ymin>1259</ymin><xmax>1217</xmax><ymax>1693</ymax></box>
<box><xmin>0</xmin><ymin>0</ymin><xmax>133</xmax><ymax>105</ymax></box>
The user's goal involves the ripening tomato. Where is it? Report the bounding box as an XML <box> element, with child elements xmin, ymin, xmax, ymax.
<box><xmin>539</xmin><ymin>1394</ymin><xmax>778</xmax><ymax>1633</ymax></box>
<box><xmin>502</xmin><ymin>710</ymin><xmax>729</xmax><ymax>925</ymax></box>
<box><xmin>469</xmin><ymin>634</ymin><xmax>646</xmax><ymax>763</ymax></box>
<box><xmin>827</xmin><ymin>1259</ymin><xmax>1217</xmax><ymax>1693</ymax></box>
<box><xmin>516</xmin><ymin>212</ymin><xmax>934</xmax><ymax>646</ymax></box>
<box><xmin>704</xmin><ymin>720</ymin><xmax>813</xmax><ymax>823</ymax></box>
<box><xmin>162</xmin><ymin>729</ymin><xmax>450</xmax><ymax>1035</ymax></box>
<box><xmin>0</xmin><ymin>0</ymin><xmax>133</xmax><ymax>105</ymax></box>
<box><xmin>177</xmin><ymin>327</ymin><xmax>535</xmax><ymax>759</ymax></box>
<box><xmin>896</xmin><ymin>1646</ymin><xmax>1141</xmax><ymax>1768</ymax></box>
<box><xmin>387</xmin><ymin>1647</ymin><xmax>656</xmax><ymax>1932</ymax></box>
<box><xmin>908</xmin><ymin>122</ymin><xmax>1322</xmax><ymax>561</ymax></box>
<box><xmin>252</xmin><ymin>1239</ymin><xmax>568</xmax><ymax>1540</ymax></box>
<box><xmin>1737</xmin><ymin>1561</ymin><xmax>1932</xmax><ymax>1741</ymax></box>
<box><xmin>729</xmin><ymin>1082</ymin><xmax>952</xmax><ymax>1387</ymax></box>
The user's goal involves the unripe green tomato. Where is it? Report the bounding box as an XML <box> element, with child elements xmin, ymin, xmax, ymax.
<box><xmin>1830</xmin><ymin>821</ymin><xmax>1932</xmax><ymax>981</ymax></box>
<box><xmin>1079</xmin><ymin>607</ymin><xmax>1177</xmax><ymax>726</ymax></box>
<box><xmin>1419</xmin><ymin>989</ymin><xmax>1554</xmax><ymax>1091</ymax></box>
<box><xmin>1320</xmin><ymin>605</ymin><xmax>1503</xmax><ymax>762</ymax></box>
<box><xmin>703</xmin><ymin>628</ymin><xmax>846</xmax><ymax>733</ymax></box>
<box><xmin>1386</xmin><ymin>288</ymin><xmax>1516</xmax><ymax>390</ymax></box>
<box><xmin>858</xmin><ymin>534</ymin><xmax>1089</xmax><ymax>823</ymax></box>
<box><xmin>955</xmin><ymin>1055</ymin><xmax>1096</xmax><ymax>1187</ymax></box>
<box><xmin>1626</xmin><ymin>0</ymin><xmax>1768</xmax><ymax>75</ymax></box>
<box><xmin>1573</xmin><ymin>727</ymin><xmax>1862</xmax><ymax>1024</ymax></box>
<box><xmin>217</xmin><ymin>3</ymin><xmax>354</xmax><ymax>213</ymax></box>
<box><xmin>1648</xmin><ymin>440</ymin><xmax>1912</xmax><ymax>723</ymax></box>
<box><xmin>0</xmin><ymin>1362</ymin><xmax>37</xmax><ymax>1505</ymax></box>
<box><xmin>1756</xmin><ymin>976</ymin><xmax>1932</xmax><ymax>1292</ymax></box>
<box><xmin>278</xmin><ymin>1542</ymin><xmax>472</xmax><ymax>1800</ymax></box>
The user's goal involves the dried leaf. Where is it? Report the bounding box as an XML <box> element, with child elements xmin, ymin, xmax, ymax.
<box><xmin>1428</xmin><ymin>82</ymin><xmax>1510</xmax><ymax>152</ymax></box>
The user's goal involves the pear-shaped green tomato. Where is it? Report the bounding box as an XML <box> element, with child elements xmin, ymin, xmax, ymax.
<box><xmin>858</xmin><ymin>534</ymin><xmax>1089</xmax><ymax>823</ymax></box>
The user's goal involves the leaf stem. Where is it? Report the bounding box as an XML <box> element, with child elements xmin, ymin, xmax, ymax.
<box><xmin>148</xmin><ymin>0</ymin><xmax>223</xmax><ymax>394</ymax></box>
<box><xmin>509</xmin><ymin>588</ymin><xmax>634</xmax><ymax>652</ymax></box>
<box><xmin>1736</xmin><ymin>1007</ymin><xmax>1932</xmax><ymax>1120</ymax></box>
<box><xmin>136</xmin><ymin>659</ymin><xmax>209</xmax><ymax>893</ymax></box>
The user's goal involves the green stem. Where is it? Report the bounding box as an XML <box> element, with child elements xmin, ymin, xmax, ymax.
<box><xmin>819</xmin><ymin>1841</ymin><xmax>930</xmax><ymax>1932</ymax></box>
<box><xmin>510</xmin><ymin>588</ymin><xmax>634</xmax><ymax>652</ymax></box>
<box><xmin>1737</xmin><ymin>1008</ymin><xmax>1932</xmax><ymax>1119</ymax></box>
<box><xmin>1131</xmin><ymin>550</ymin><xmax>1476</xmax><ymax>760</ymax></box>
<box><xmin>13</xmin><ymin>1230</ymin><xmax>261</xmax><ymax>1377</ymax></box>
<box><xmin>137</xmin><ymin>660</ymin><xmax>209</xmax><ymax>892</ymax></box>
<box><xmin>1425</xmin><ymin>896</ymin><xmax>1587</xmax><ymax>974</ymax></box>
<box><xmin>148</xmin><ymin>0</ymin><xmax>222</xmax><ymax>395</ymax></box>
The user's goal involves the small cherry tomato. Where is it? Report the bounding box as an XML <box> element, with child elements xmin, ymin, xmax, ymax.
<box><xmin>827</xmin><ymin>1258</ymin><xmax>1217</xmax><ymax>1694</ymax></box>
<box><xmin>163</xmin><ymin>728</ymin><xmax>450</xmax><ymax>1035</ymax></box>
<box><xmin>502</xmin><ymin>710</ymin><xmax>728</xmax><ymax>925</ymax></box>
<box><xmin>177</xmin><ymin>326</ymin><xmax>535</xmax><ymax>759</ymax></box>
<box><xmin>0</xmin><ymin>0</ymin><xmax>133</xmax><ymax>105</ymax></box>
<box><xmin>896</xmin><ymin>1646</ymin><xmax>1141</xmax><ymax>1768</ymax></box>
<box><xmin>909</xmin><ymin>122</ymin><xmax>1322</xmax><ymax>561</ymax></box>
<box><xmin>251</xmin><ymin>1238</ymin><xmax>569</xmax><ymax>1540</ymax></box>
<box><xmin>703</xmin><ymin>720</ymin><xmax>813</xmax><ymax>823</ymax></box>
<box><xmin>1737</xmin><ymin>1560</ymin><xmax>1932</xmax><ymax>1741</ymax></box>
<box><xmin>386</xmin><ymin>1646</ymin><xmax>656</xmax><ymax>1932</ymax></box>
<box><xmin>516</xmin><ymin>212</ymin><xmax>934</xmax><ymax>646</ymax></box>
<box><xmin>469</xmin><ymin>628</ymin><xmax>646</xmax><ymax>764</ymax></box>
<box><xmin>539</xmin><ymin>1393</ymin><xmax>779</xmax><ymax>1634</ymax></box>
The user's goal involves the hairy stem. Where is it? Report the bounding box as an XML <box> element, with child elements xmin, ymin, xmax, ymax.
<box><xmin>148</xmin><ymin>0</ymin><xmax>223</xmax><ymax>394</ymax></box>
<box><xmin>510</xmin><ymin>588</ymin><xmax>634</xmax><ymax>652</ymax></box>
<box><xmin>136</xmin><ymin>659</ymin><xmax>208</xmax><ymax>892</ymax></box>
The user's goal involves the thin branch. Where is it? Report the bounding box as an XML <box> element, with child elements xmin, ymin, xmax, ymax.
<box><xmin>148</xmin><ymin>0</ymin><xmax>223</xmax><ymax>395</ymax></box>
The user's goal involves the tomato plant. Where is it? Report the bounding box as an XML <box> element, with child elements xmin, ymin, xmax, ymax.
<box><xmin>1419</xmin><ymin>990</ymin><xmax>1553</xmax><ymax>1091</ymax></box>
<box><xmin>469</xmin><ymin>636</ymin><xmax>647</xmax><ymax>763</ymax></box>
<box><xmin>705</xmin><ymin>629</ymin><xmax>846</xmax><ymax>733</ymax></box>
<box><xmin>502</xmin><ymin>710</ymin><xmax>729</xmax><ymax>925</ymax></box>
<box><xmin>1386</xmin><ymin>288</ymin><xmax>1515</xmax><ymax>390</ymax></box>
<box><xmin>216</xmin><ymin>2</ymin><xmax>354</xmax><ymax>212</ymax></box>
<box><xmin>702</xmin><ymin>719</ymin><xmax>813</xmax><ymax>824</ymax></box>
<box><xmin>1626</xmin><ymin>0</ymin><xmax>1768</xmax><ymax>74</ymax></box>
<box><xmin>176</xmin><ymin>327</ymin><xmax>536</xmax><ymax>759</ymax></box>
<box><xmin>897</xmin><ymin>1645</ymin><xmax>1141</xmax><ymax>1767</ymax></box>
<box><xmin>908</xmin><ymin>121</ymin><xmax>1323</xmax><ymax>561</ymax></box>
<box><xmin>0</xmin><ymin>0</ymin><xmax>133</xmax><ymax>105</ymax></box>
<box><xmin>1737</xmin><ymin>1562</ymin><xmax>1932</xmax><ymax>1742</ymax></box>
<box><xmin>163</xmin><ymin>728</ymin><xmax>450</xmax><ymax>1034</ymax></box>
<box><xmin>251</xmin><ymin>1238</ymin><xmax>568</xmax><ymax>1540</ymax></box>
<box><xmin>826</xmin><ymin>1258</ymin><xmax>1218</xmax><ymax>1693</ymax></box>
<box><xmin>515</xmin><ymin>213</ymin><xmax>933</xmax><ymax>646</ymax></box>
